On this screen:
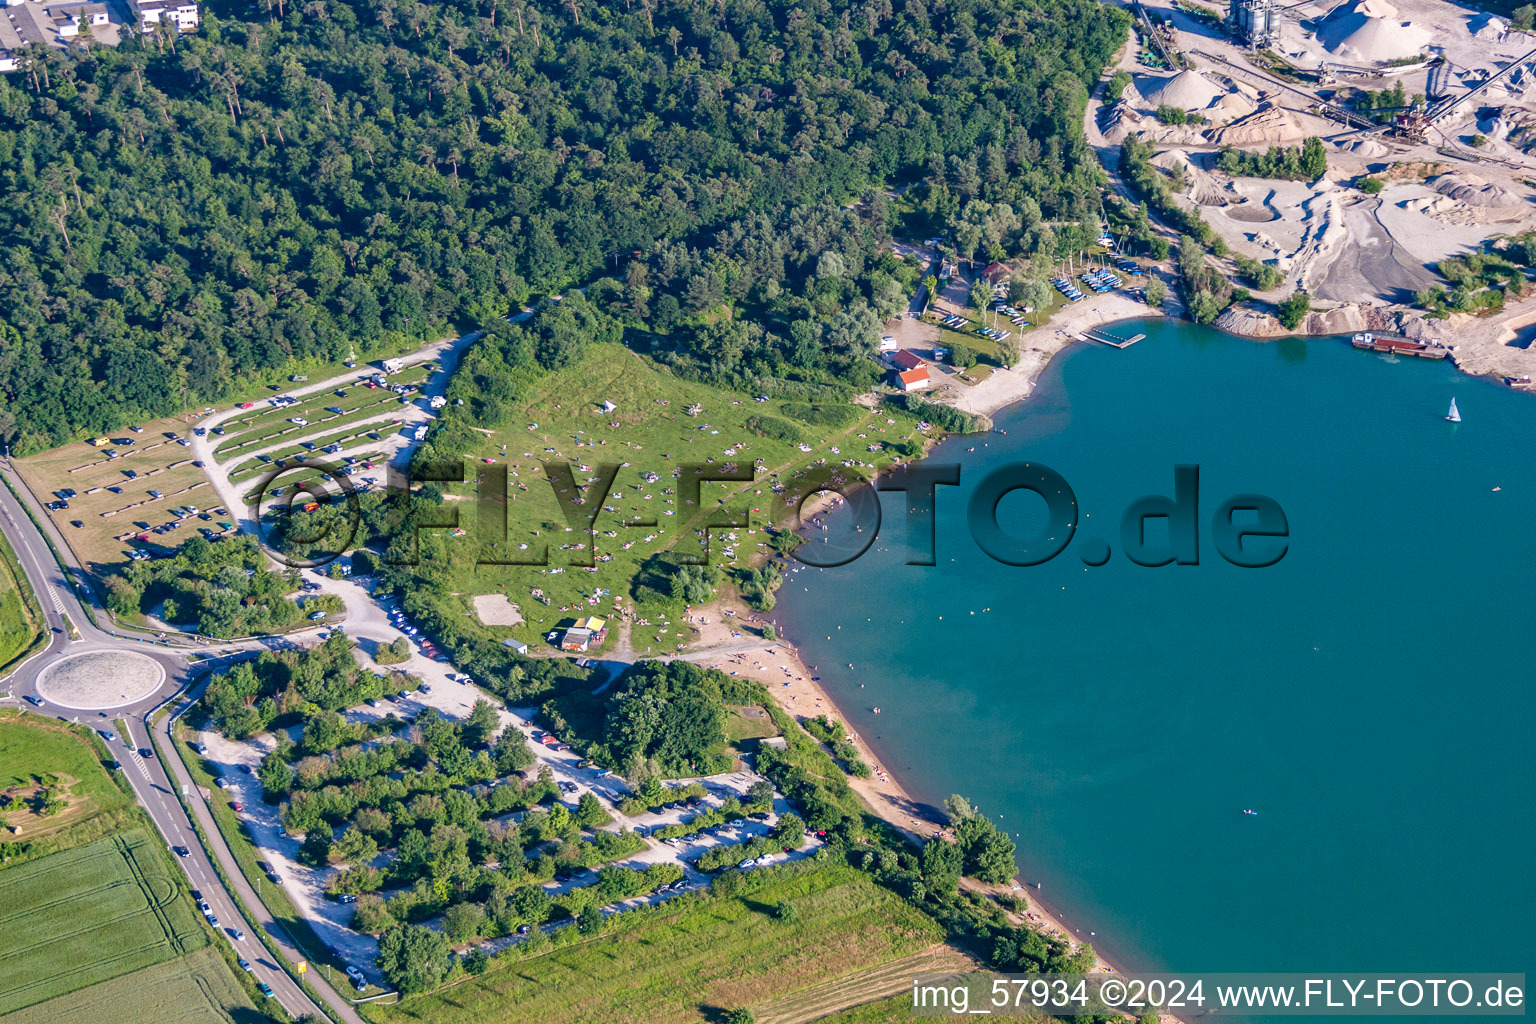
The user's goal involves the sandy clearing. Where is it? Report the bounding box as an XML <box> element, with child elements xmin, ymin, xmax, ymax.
<box><xmin>472</xmin><ymin>593</ymin><xmax>523</xmax><ymax>626</ymax></box>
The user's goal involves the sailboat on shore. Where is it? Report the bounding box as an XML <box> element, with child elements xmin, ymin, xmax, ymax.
<box><xmin>1446</xmin><ymin>398</ymin><xmax>1461</xmax><ymax>423</ymax></box>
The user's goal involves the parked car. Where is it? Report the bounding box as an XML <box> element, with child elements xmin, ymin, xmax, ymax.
<box><xmin>258</xmin><ymin>982</ymin><xmax>273</xmax><ymax>996</ymax></box>
<box><xmin>238</xmin><ymin>959</ymin><xmax>253</xmax><ymax>973</ymax></box>
<box><xmin>346</xmin><ymin>966</ymin><xmax>366</xmax><ymax>983</ymax></box>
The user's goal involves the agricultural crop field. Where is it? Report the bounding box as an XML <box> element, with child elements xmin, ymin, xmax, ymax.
<box><xmin>13</xmin><ymin>413</ymin><xmax>228</xmax><ymax>580</ymax></box>
<box><xmin>0</xmin><ymin>829</ymin><xmax>207</xmax><ymax>1014</ymax></box>
<box><xmin>0</xmin><ymin>945</ymin><xmax>258</xmax><ymax>1024</ymax></box>
<box><xmin>362</xmin><ymin>862</ymin><xmax>944</xmax><ymax>1024</ymax></box>
<box><xmin>424</xmin><ymin>343</ymin><xmax>929</xmax><ymax>656</ymax></box>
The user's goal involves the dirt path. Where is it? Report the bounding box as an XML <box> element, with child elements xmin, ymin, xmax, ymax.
<box><xmin>751</xmin><ymin>944</ymin><xmax>977</xmax><ymax>1024</ymax></box>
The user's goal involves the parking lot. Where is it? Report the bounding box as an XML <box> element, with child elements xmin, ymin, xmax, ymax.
<box><xmin>194</xmin><ymin>573</ymin><xmax>817</xmax><ymax>985</ymax></box>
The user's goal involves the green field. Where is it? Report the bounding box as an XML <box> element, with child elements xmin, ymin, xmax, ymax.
<box><xmin>0</xmin><ymin>713</ymin><xmax>136</xmax><ymax>865</ymax></box>
<box><xmin>0</xmin><ymin>945</ymin><xmax>260</xmax><ymax>1024</ymax></box>
<box><xmin>427</xmin><ymin>343</ymin><xmax>928</xmax><ymax>656</ymax></box>
<box><xmin>0</xmin><ymin>526</ymin><xmax>42</xmax><ymax>670</ymax></box>
<box><xmin>0</xmin><ymin>829</ymin><xmax>207</xmax><ymax>1014</ymax></box>
<box><xmin>363</xmin><ymin>863</ymin><xmax>944</xmax><ymax>1024</ymax></box>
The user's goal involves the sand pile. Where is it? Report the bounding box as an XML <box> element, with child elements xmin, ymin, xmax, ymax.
<box><xmin>1472</xmin><ymin>14</ymin><xmax>1507</xmax><ymax>41</ymax></box>
<box><xmin>1207</xmin><ymin>105</ymin><xmax>1333</xmax><ymax>146</ymax></box>
<box><xmin>1100</xmin><ymin>104</ymin><xmax>1144</xmax><ymax>144</ymax></box>
<box><xmin>1340</xmin><ymin>138</ymin><xmax>1391</xmax><ymax>157</ymax></box>
<box><xmin>1140</xmin><ymin>69</ymin><xmax>1224</xmax><ymax>110</ymax></box>
<box><xmin>1209</xmin><ymin>92</ymin><xmax>1257</xmax><ymax>122</ymax></box>
<box><xmin>1316</xmin><ymin>0</ymin><xmax>1431</xmax><ymax>62</ymax></box>
<box><xmin>1432</xmin><ymin>173</ymin><xmax>1519</xmax><ymax>208</ymax></box>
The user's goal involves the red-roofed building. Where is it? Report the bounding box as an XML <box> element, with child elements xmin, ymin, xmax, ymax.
<box><xmin>891</xmin><ymin>350</ymin><xmax>926</xmax><ymax>371</ymax></box>
<box><xmin>982</xmin><ymin>262</ymin><xmax>1012</xmax><ymax>283</ymax></box>
<box><xmin>896</xmin><ymin>367</ymin><xmax>932</xmax><ymax>392</ymax></box>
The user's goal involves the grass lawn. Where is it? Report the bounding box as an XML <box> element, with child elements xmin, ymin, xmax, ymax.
<box><xmin>724</xmin><ymin>705</ymin><xmax>779</xmax><ymax>746</ymax></box>
<box><xmin>0</xmin><ymin>828</ymin><xmax>207</xmax><ymax>1014</ymax></box>
<box><xmin>0</xmin><ymin>529</ymin><xmax>42</xmax><ymax>671</ymax></box>
<box><xmin>0</xmin><ymin>712</ymin><xmax>137</xmax><ymax>864</ymax></box>
<box><xmin>0</xmin><ymin>944</ymin><xmax>260</xmax><ymax>1024</ymax></box>
<box><xmin>363</xmin><ymin>862</ymin><xmax>944</xmax><ymax>1024</ymax></box>
<box><xmin>423</xmin><ymin>343</ymin><xmax>928</xmax><ymax>658</ymax></box>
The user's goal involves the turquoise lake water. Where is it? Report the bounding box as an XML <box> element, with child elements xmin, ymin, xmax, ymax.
<box><xmin>775</xmin><ymin>318</ymin><xmax>1535</xmax><ymax>979</ymax></box>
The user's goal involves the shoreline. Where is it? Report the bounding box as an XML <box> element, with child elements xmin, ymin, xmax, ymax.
<box><xmin>948</xmin><ymin>290</ymin><xmax>1170</xmax><ymax>420</ymax></box>
<box><xmin>681</xmin><ymin>288</ymin><xmax>1536</xmax><ymax>999</ymax></box>
<box><xmin>944</xmin><ymin>278</ymin><xmax>1536</xmax><ymax>426</ymax></box>
<box><xmin>682</xmin><ymin>603</ymin><xmax>1123</xmax><ymax>976</ymax></box>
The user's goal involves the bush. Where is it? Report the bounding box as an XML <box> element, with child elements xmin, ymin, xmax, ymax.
<box><xmin>1215</xmin><ymin>138</ymin><xmax>1326</xmax><ymax>180</ymax></box>
<box><xmin>374</xmin><ymin>636</ymin><xmax>412</xmax><ymax>666</ymax></box>
<box><xmin>444</xmin><ymin>901</ymin><xmax>487</xmax><ymax>942</ymax></box>
<box><xmin>377</xmin><ymin>924</ymin><xmax>452</xmax><ymax>993</ymax></box>
<box><xmin>1155</xmin><ymin>104</ymin><xmax>1188</xmax><ymax>125</ymax></box>
<box><xmin>1234</xmin><ymin>256</ymin><xmax>1282</xmax><ymax>291</ymax></box>
<box><xmin>1359</xmin><ymin>176</ymin><xmax>1384</xmax><ymax>195</ymax></box>
<box><xmin>777</xmin><ymin>402</ymin><xmax>858</xmax><ymax>428</ymax></box>
<box><xmin>1276</xmin><ymin>293</ymin><xmax>1311</xmax><ymax>330</ymax></box>
<box><xmin>744</xmin><ymin>415</ymin><xmax>801</xmax><ymax>442</ymax></box>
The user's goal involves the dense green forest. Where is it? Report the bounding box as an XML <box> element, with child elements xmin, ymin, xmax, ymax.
<box><xmin>0</xmin><ymin>0</ymin><xmax>1127</xmax><ymax>451</ymax></box>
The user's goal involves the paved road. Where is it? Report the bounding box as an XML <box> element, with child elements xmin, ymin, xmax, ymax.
<box><xmin>190</xmin><ymin>331</ymin><xmax>483</xmax><ymax>537</ymax></box>
<box><xmin>0</xmin><ymin>467</ymin><xmax>330</xmax><ymax>1020</ymax></box>
<box><xmin>0</xmin><ymin>333</ymin><xmax>482</xmax><ymax>1022</ymax></box>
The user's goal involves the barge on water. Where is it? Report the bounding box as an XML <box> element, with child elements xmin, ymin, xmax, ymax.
<box><xmin>1351</xmin><ymin>333</ymin><xmax>1449</xmax><ymax>359</ymax></box>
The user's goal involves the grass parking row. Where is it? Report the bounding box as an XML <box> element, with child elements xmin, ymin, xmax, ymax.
<box><xmin>226</xmin><ymin>424</ymin><xmax>397</xmax><ymax>485</ymax></box>
<box><xmin>14</xmin><ymin>415</ymin><xmax>214</xmax><ymax>577</ymax></box>
<box><xmin>214</xmin><ymin>393</ymin><xmax>417</xmax><ymax>461</ymax></box>
<box><xmin>215</xmin><ymin>367</ymin><xmax>432</xmax><ymax>451</ymax></box>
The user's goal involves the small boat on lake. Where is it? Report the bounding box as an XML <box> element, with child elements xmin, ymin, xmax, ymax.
<box><xmin>1446</xmin><ymin>398</ymin><xmax>1461</xmax><ymax>423</ymax></box>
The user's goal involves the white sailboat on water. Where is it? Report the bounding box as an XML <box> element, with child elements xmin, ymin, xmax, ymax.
<box><xmin>1446</xmin><ymin>398</ymin><xmax>1461</xmax><ymax>423</ymax></box>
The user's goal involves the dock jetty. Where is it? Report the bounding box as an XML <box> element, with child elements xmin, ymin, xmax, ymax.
<box><xmin>1080</xmin><ymin>327</ymin><xmax>1145</xmax><ymax>349</ymax></box>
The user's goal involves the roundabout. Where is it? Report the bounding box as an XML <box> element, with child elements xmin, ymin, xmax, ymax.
<box><xmin>35</xmin><ymin>649</ymin><xmax>168</xmax><ymax>710</ymax></box>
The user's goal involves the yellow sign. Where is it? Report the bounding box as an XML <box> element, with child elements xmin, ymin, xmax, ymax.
<box><xmin>296</xmin><ymin>960</ymin><xmax>307</xmax><ymax>974</ymax></box>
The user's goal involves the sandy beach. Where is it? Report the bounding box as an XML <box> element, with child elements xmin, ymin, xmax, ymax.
<box><xmin>682</xmin><ymin>602</ymin><xmax>1116</xmax><ymax>973</ymax></box>
<box><xmin>951</xmin><ymin>290</ymin><xmax>1167</xmax><ymax>419</ymax></box>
